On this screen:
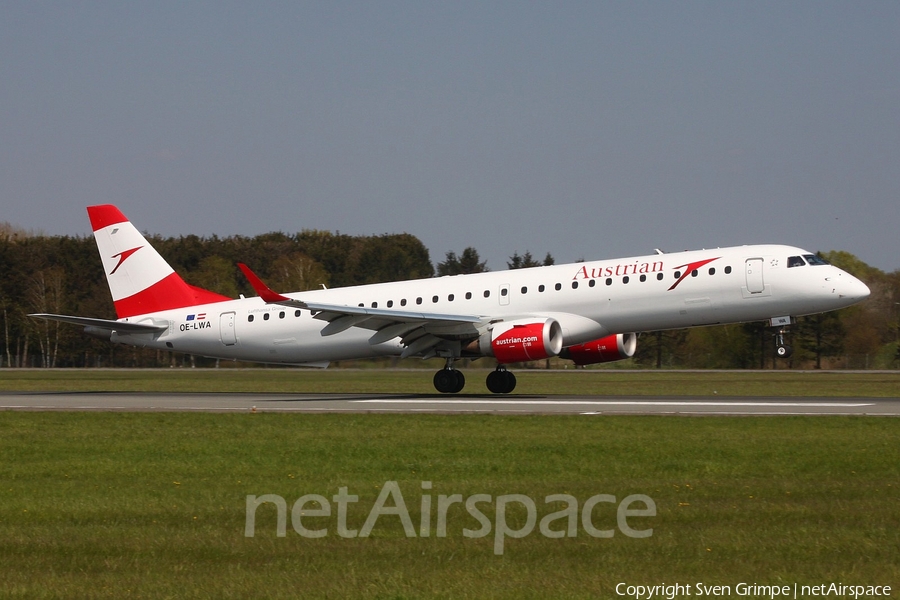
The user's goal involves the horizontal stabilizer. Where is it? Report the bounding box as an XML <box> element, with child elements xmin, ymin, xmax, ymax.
<box><xmin>29</xmin><ymin>313</ymin><xmax>168</xmax><ymax>334</ymax></box>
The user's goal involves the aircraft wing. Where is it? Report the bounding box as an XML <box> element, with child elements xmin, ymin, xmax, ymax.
<box><xmin>238</xmin><ymin>263</ymin><xmax>486</xmax><ymax>357</ymax></box>
<box><xmin>28</xmin><ymin>313</ymin><xmax>169</xmax><ymax>333</ymax></box>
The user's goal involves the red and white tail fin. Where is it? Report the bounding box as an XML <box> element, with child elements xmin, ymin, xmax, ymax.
<box><xmin>88</xmin><ymin>205</ymin><xmax>231</xmax><ymax>318</ymax></box>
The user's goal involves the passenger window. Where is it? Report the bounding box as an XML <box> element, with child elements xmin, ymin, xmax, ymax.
<box><xmin>539</xmin><ymin>285</ymin><xmax>545</xmax><ymax>292</ymax></box>
<box><xmin>623</xmin><ymin>276</ymin><xmax>629</xmax><ymax>284</ymax></box>
<box><xmin>691</xmin><ymin>270</ymin><xmax>698</xmax><ymax>277</ymax></box>
<box><xmin>400</xmin><ymin>299</ymin><xmax>407</xmax><ymax>306</ymax></box>
<box><xmin>465</xmin><ymin>292</ymin><xmax>472</xmax><ymax>300</ymax></box>
<box><xmin>657</xmin><ymin>273</ymin><xmax>663</xmax><ymax>281</ymax></box>
<box><xmin>248</xmin><ymin>315</ymin><xmax>254</xmax><ymax>322</ymax></box>
<box><xmin>432</xmin><ymin>295</ymin><xmax>439</xmax><ymax>303</ymax></box>
<box><xmin>674</xmin><ymin>271</ymin><xmax>681</xmax><ymax>279</ymax></box>
<box><xmin>571</xmin><ymin>281</ymin><xmax>578</xmax><ymax>289</ymax></box>
<box><xmin>501</xmin><ymin>288</ymin><xmax>508</xmax><ymax>296</ymax></box>
<box><xmin>483</xmin><ymin>290</ymin><xmax>490</xmax><ymax>298</ymax></box>
<box><xmin>554</xmin><ymin>283</ymin><xmax>561</xmax><ymax>291</ymax></box>
<box><xmin>708</xmin><ymin>268</ymin><xmax>715</xmax><ymax>275</ymax></box>
<box><xmin>279</xmin><ymin>311</ymin><xmax>285</xmax><ymax>318</ymax></box>
<box><xmin>295</xmin><ymin>310</ymin><xmax>302</xmax><ymax>317</ymax></box>
<box><xmin>387</xmin><ymin>300</ymin><xmax>393</xmax><ymax>308</ymax></box>
<box><xmin>521</xmin><ymin>287</ymin><xmax>528</xmax><ymax>294</ymax></box>
<box><xmin>371</xmin><ymin>302</ymin><xmax>377</xmax><ymax>308</ymax></box>
<box><xmin>263</xmin><ymin>313</ymin><xmax>270</xmax><ymax>321</ymax></box>
<box><xmin>589</xmin><ymin>280</ymin><xmax>596</xmax><ymax>287</ymax></box>
<box><xmin>640</xmin><ymin>274</ymin><xmax>647</xmax><ymax>282</ymax></box>
<box><xmin>725</xmin><ymin>266</ymin><xmax>732</xmax><ymax>274</ymax></box>
<box><xmin>448</xmin><ymin>294</ymin><xmax>455</xmax><ymax>301</ymax></box>
<box><xmin>416</xmin><ymin>297</ymin><xmax>423</xmax><ymax>305</ymax></box>
<box><xmin>606</xmin><ymin>278</ymin><xmax>612</xmax><ymax>286</ymax></box>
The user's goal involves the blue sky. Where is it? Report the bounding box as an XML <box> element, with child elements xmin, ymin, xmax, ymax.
<box><xmin>2</xmin><ymin>2</ymin><xmax>898</xmax><ymax>271</ymax></box>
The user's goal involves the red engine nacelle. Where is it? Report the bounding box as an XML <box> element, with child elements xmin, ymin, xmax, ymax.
<box><xmin>477</xmin><ymin>318</ymin><xmax>564</xmax><ymax>364</ymax></box>
<box><xmin>560</xmin><ymin>333</ymin><xmax>637</xmax><ymax>366</ymax></box>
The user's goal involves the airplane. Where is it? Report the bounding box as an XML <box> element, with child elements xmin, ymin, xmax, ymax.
<box><xmin>31</xmin><ymin>204</ymin><xmax>870</xmax><ymax>393</ymax></box>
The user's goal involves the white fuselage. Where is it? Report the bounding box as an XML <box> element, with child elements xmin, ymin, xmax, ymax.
<box><xmin>112</xmin><ymin>244</ymin><xmax>869</xmax><ymax>365</ymax></box>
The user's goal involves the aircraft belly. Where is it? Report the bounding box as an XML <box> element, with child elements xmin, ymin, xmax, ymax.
<box><xmin>602</xmin><ymin>289</ymin><xmax>726</xmax><ymax>332</ymax></box>
<box><xmin>232</xmin><ymin>339</ymin><xmax>400</xmax><ymax>363</ymax></box>
<box><xmin>231</xmin><ymin>321</ymin><xmax>401</xmax><ymax>363</ymax></box>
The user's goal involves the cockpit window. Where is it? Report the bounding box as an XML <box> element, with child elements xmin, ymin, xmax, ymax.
<box><xmin>787</xmin><ymin>256</ymin><xmax>806</xmax><ymax>268</ymax></box>
<box><xmin>803</xmin><ymin>254</ymin><xmax>830</xmax><ymax>266</ymax></box>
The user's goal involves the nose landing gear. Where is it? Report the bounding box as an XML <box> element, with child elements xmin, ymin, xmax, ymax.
<box><xmin>773</xmin><ymin>322</ymin><xmax>793</xmax><ymax>358</ymax></box>
<box><xmin>775</xmin><ymin>341</ymin><xmax>793</xmax><ymax>358</ymax></box>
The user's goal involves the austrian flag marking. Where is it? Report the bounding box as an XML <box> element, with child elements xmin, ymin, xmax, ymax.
<box><xmin>180</xmin><ymin>313</ymin><xmax>211</xmax><ymax>332</ymax></box>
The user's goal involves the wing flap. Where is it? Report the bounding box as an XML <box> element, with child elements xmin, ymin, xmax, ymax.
<box><xmin>320</xmin><ymin>315</ymin><xmax>372</xmax><ymax>337</ymax></box>
<box><xmin>368</xmin><ymin>322</ymin><xmax>422</xmax><ymax>345</ymax></box>
<box><xmin>304</xmin><ymin>301</ymin><xmax>481</xmax><ymax>325</ymax></box>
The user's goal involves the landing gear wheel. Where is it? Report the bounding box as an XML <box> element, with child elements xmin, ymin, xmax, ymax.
<box><xmin>774</xmin><ymin>326</ymin><xmax>793</xmax><ymax>359</ymax></box>
<box><xmin>451</xmin><ymin>370</ymin><xmax>466</xmax><ymax>393</ymax></box>
<box><xmin>486</xmin><ymin>371</ymin><xmax>505</xmax><ymax>394</ymax></box>
<box><xmin>503</xmin><ymin>371</ymin><xmax>517</xmax><ymax>393</ymax></box>
<box><xmin>776</xmin><ymin>345</ymin><xmax>793</xmax><ymax>358</ymax></box>
<box><xmin>486</xmin><ymin>368</ymin><xmax>516</xmax><ymax>394</ymax></box>
<box><xmin>434</xmin><ymin>369</ymin><xmax>465</xmax><ymax>393</ymax></box>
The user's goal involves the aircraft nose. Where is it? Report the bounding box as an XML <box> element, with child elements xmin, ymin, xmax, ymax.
<box><xmin>838</xmin><ymin>272</ymin><xmax>870</xmax><ymax>301</ymax></box>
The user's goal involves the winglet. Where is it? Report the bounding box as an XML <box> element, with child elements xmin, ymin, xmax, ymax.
<box><xmin>238</xmin><ymin>263</ymin><xmax>300</xmax><ymax>304</ymax></box>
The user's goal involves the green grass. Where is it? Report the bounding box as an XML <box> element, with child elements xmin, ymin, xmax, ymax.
<box><xmin>1</xmin><ymin>412</ymin><xmax>898</xmax><ymax>598</ymax></box>
<box><xmin>1</xmin><ymin>368</ymin><xmax>898</xmax><ymax>396</ymax></box>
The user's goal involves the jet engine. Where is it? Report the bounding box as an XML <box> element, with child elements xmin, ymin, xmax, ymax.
<box><xmin>475</xmin><ymin>318</ymin><xmax>564</xmax><ymax>364</ymax></box>
<box><xmin>559</xmin><ymin>333</ymin><xmax>637</xmax><ymax>365</ymax></box>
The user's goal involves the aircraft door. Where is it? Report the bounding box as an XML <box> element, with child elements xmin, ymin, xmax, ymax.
<box><xmin>220</xmin><ymin>312</ymin><xmax>237</xmax><ymax>346</ymax></box>
<box><xmin>745</xmin><ymin>258</ymin><xmax>765</xmax><ymax>294</ymax></box>
<box><xmin>499</xmin><ymin>284</ymin><xmax>510</xmax><ymax>306</ymax></box>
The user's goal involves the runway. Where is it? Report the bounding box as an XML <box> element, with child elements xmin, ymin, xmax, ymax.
<box><xmin>2</xmin><ymin>392</ymin><xmax>899</xmax><ymax>415</ymax></box>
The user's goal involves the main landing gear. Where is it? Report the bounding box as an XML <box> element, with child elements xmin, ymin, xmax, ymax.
<box><xmin>486</xmin><ymin>367</ymin><xmax>517</xmax><ymax>394</ymax></box>
<box><xmin>433</xmin><ymin>359</ymin><xmax>466</xmax><ymax>394</ymax></box>
<box><xmin>432</xmin><ymin>362</ymin><xmax>517</xmax><ymax>394</ymax></box>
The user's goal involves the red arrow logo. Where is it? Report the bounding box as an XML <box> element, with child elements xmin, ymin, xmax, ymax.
<box><xmin>110</xmin><ymin>246</ymin><xmax>143</xmax><ymax>275</ymax></box>
<box><xmin>668</xmin><ymin>257</ymin><xmax>720</xmax><ymax>291</ymax></box>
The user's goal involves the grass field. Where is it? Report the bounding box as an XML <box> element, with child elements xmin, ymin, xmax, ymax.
<box><xmin>1</xmin><ymin>367</ymin><xmax>899</xmax><ymax>396</ymax></box>
<box><xmin>1</xmin><ymin>371</ymin><xmax>898</xmax><ymax>598</ymax></box>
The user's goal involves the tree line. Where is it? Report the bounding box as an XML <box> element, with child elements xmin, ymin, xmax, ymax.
<box><xmin>1</xmin><ymin>224</ymin><xmax>897</xmax><ymax>369</ymax></box>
